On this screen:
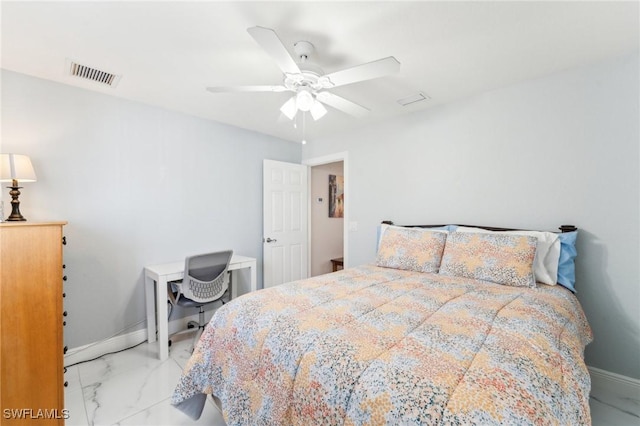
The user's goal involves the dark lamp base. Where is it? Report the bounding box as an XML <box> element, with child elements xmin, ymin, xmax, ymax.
<box><xmin>6</xmin><ymin>184</ymin><xmax>27</xmax><ymax>221</ymax></box>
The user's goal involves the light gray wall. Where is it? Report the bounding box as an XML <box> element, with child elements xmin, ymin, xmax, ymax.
<box><xmin>302</xmin><ymin>53</ymin><xmax>640</xmax><ymax>379</ymax></box>
<box><xmin>1</xmin><ymin>70</ymin><xmax>301</xmax><ymax>349</ymax></box>
<box><xmin>310</xmin><ymin>161</ymin><xmax>344</xmax><ymax>276</ymax></box>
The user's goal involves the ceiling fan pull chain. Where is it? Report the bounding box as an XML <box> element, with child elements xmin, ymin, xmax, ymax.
<box><xmin>302</xmin><ymin>112</ymin><xmax>307</xmax><ymax>145</ymax></box>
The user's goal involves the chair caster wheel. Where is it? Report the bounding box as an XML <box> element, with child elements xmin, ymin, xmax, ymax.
<box><xmin>168</xmin><ymin>340</ymin><xmax>172</xmax><ymax>347</ymax></box>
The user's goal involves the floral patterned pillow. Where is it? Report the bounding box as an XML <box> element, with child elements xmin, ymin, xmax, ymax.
<box><xmin>376</xmin><ymin>225</ymin><xmax>448</xmax><ymax>273</ymax></box>
<box><xmin>439</xmin><ymin>232</ymin><xmax>537</xmax><ymax>287</ymax></box>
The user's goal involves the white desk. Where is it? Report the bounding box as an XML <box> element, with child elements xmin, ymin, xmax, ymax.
<box><xmin>144</xmin><ymin>254</ymin><xmax>257</xmax><ymax>360</ymax></box>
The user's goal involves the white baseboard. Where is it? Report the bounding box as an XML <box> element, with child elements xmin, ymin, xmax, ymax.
<box><xmin>589</xmin><ymin>366</ymin><xmax>640</xmax><ymax>399</ymax></box>
<box><xmin>64</xmin><ymin>314</ymin><xmax>200</xmax><ymax>367</ymax></box>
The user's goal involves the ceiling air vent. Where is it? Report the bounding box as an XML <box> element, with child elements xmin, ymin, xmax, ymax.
<box><xmin>397</xmin><ymin>92</ymin><xmax>430</xmax><ymax>107</ymax></box>
<box><xmin>67</xmin><ymin>59</ymin><xmax>121</xmax><ymax>87</ymax></box>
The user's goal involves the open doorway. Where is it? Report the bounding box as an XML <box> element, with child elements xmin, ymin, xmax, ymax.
<box><xmin>304</xmin><ymin>151</ymin><xmax>348</xmax><ymax>278</ymax></box>
<box><xmin>309</xmin><ymin>161</ymin><xmax>344</xmax><ymax>277</ymax></box>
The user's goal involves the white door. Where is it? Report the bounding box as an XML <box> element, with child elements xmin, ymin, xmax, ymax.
<box><xmin>263</xmin><ymin>160</ymin><xmax>308</xmax><ymax>289</ymax></box>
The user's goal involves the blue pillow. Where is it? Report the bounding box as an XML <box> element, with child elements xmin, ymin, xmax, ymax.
<box><xmin>557</xmin><ymin>231</ymin><xmax>578</xmax><ymax>292</ymax></box>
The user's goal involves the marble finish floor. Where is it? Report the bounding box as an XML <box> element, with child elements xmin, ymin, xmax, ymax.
<box><xmin>64</xmin><ymin>336</ymin><xmax>225</xmax><ymax>425</ymax></box>
<box><xmin>65</xmin><ymin>337</ymin><xmax>640</xmax><ymax>425</ymax></box>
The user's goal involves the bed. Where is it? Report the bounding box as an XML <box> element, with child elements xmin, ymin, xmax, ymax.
<box><xmin>172</xmin><ymin>223</ymin><xmax>592</xmax><ymax>425</ymax></box>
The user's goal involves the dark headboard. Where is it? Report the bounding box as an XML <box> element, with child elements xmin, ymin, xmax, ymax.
<box><xmin>381</xmin><ymin>221</ymin><xmax>577</xmax><ymax>233</ymax></box>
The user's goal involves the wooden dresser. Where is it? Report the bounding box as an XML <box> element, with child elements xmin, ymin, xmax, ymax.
<box><xmin>1</xmin><ymin>222</ymin><xmax>67</xmax><ymax>424</ymax></box>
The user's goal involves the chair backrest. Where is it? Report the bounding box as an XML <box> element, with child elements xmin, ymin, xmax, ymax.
<box><xmin>179</xmin><ymin>250</ymin><xmax>233</xmax><ymax>304</ymax></box>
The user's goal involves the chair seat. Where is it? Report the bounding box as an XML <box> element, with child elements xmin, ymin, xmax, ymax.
<box><xmin>175</xmin><ymin>294</ymin><xmax>229</xmax><ymax>309</ymax></box>
<box><xmin>175</xmin><ymin>297</ymin><xmax>212</xmax><ymax>309</ymax></box>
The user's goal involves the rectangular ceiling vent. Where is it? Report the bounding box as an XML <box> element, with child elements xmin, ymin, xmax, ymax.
<box><xmin>67</xmin><ymin>59</ymin><xmax>121</xmax><ymax>87</ymax></box>
<box><xmin>397</xmin><ymin>92</ymin><xmax>430</xmax><ymax>107</ymax></box>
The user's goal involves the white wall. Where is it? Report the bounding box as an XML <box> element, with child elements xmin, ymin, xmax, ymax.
<box><xmin>310</xmin><ymin>162</ymin><xmax>344</xmax><ymax>276</ymax></box>
<box><xmin>302</xmin><ymin>53</ymin><xmax>640</xmax><ymax>379</ymax></box>
<box><xmin>1</xmin><ymin>70</ymin><xmax>301</xmax><ymax>349</ymax></box>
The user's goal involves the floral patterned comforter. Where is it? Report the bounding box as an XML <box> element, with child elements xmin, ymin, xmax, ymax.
<box><xmin>172</xmin><ymin>265</ymin><xmax>592</xmax><ymax>425</ymax></box>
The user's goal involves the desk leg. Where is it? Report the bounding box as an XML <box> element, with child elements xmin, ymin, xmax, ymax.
<box><xmin>155</xmin><ymin>277</ymin><xmax>169</xmax><ymax>360</ymax></box>
<box><xmin>250</xmin><ymin>262</ymin><xmax>257</xmax><ymax>292</ymax></box>
<box><xmin>231</xmin><ymin>270</ymin><xmax>238</xmax><ymax>300</ymax></box>
<box><xmin>145</xmin><ymin>274</ymin><xmax>157</xmax><ymax>343</ymax></box>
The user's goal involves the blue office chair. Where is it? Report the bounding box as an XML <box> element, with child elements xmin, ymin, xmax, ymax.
<box><xmin>168</xmin><ymin>250</ymin><xmax>233</xmax><ymax>352</ymax></box>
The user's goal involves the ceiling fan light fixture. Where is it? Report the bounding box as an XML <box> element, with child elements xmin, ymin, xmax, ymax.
<box><xmin>296</xmin><ymin>88</ymin><xmax>314</xmax><ymax>112</ymax></box>
<box><xmin>280</xmin><ymin>96</ymin><xmax>297</xmax><ymax>120</ymax></box>
<box><xmin>310</xmin><ymin>100</ymin><xmax>327</xmax><ymax>121</ymax></box>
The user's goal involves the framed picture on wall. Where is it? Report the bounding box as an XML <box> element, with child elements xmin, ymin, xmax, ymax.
<box><xmin>329</xmin><ymin>174</ymin><xmax>344</xmax><ymax>218</ymax></box>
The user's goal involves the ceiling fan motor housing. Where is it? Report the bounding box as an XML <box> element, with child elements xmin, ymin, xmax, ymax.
<box><xmin>293</xmin><ymin>40</ymin><xmax>314</xmax><ymax>60</ymax></box>
<box><xmin>290</xmin><ymin>40</ymin><xmax>333</xmax><ymax>89</ymax></box>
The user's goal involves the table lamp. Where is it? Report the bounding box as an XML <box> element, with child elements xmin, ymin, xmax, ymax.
<box><xmin>0</xmin><ymin>154</ymin><xmax>37</xmax><ymax>221</ymax></box>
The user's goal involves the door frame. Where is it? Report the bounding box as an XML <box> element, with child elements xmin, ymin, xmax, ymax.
<box><xmin>303</xmin><ymin>151</ymin><xmax>349</xmax><ymax>271</ymax></box>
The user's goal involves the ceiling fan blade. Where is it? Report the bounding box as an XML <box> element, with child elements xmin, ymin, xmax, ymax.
<box><xmin>323</xmin><ymin>56</ymin><xmax>400</xmax><ymax>88</ymax></box>
<box><xmin>206</xmin><ymin>85</ymin><xmax>289</xmax><ymax>93</ymax></box>
<box><xmin>247</xmin><ymin>26</ymin><xmax>301</xmax><ymax>75</ymax></box>
<box><xmin>317</xmin><ymin>92</ymin><xmax>370</xmax><ymax>118</ymax></box>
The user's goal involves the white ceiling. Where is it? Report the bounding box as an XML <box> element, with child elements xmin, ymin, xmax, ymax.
<box><xmin>1</xmin><ymin>1</ymin><xmax>638</xmax><ymax>143</ymax></box>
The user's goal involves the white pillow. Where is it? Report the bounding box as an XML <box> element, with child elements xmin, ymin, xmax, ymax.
<box><xmin>456</xmin><ymin>226</ymin><xmax>561</xmax><ymax>285</ymax></box>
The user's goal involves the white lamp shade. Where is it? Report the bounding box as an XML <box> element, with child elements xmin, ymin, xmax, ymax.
<box><xmin>282</xmin><ymin>90</ymin><xmax>328</xmax><ymax>121</ymax></box>
<box><xmin>0</xmin><ymin>154</ymin><xmax>37</xmax><ymax>182</ymax></box>
<box><xmin>280</xmin><ymin>96</ymin><xmax>298</xmax><ymax>120</ymax></box>
<box><xmin>310</xmin><ymin>101</ymin><xmax>327</xmax><ymax>121</ymax></box>
<box><xmin>295</xmin><ymin>89</ymin><xmax>314</xmax><ymax>112</ymax></box>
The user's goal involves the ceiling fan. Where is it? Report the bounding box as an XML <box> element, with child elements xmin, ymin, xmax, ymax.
<box><xmin>206</xmin><ymin>26</ymin><xmax>401</xmax><ymax>121</ymax></box>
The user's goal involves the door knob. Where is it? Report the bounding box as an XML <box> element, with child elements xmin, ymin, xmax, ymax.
<box><xmin>264</xmin><ymin>237</ymin><xmax>277</xmax><ymax>243</ymax></box>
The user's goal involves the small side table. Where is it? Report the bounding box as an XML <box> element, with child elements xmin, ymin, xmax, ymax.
<box><xmin>331</xmin><ymin>257</ymin><xmax>344</xmax><ymax>272</ymax></box>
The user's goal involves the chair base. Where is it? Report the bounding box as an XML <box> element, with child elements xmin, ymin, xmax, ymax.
<box><xmin>168</xmin><ymin>293</ymin><xmax>227</xmax><ymax>354</ymax></box>
<box><xmin>168</xmin><ymin>308</ymin><xmax>208</xmax><ymax>354</ymax></box>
